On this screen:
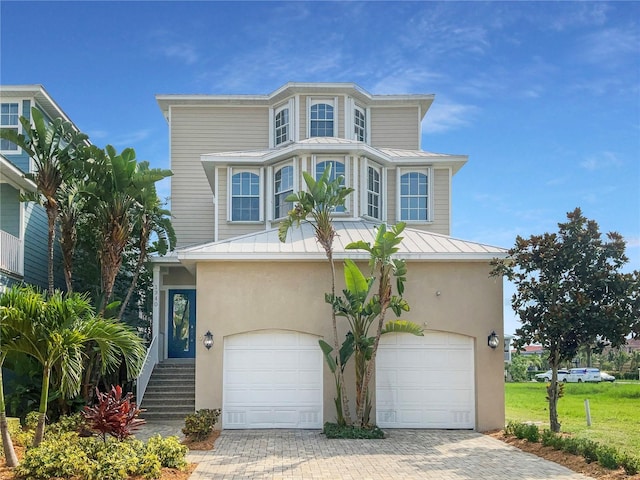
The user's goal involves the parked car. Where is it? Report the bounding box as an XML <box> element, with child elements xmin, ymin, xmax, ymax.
<box><xmin>600</xmin><ymin>372</ymin><xmax>616</xmax><ymax>382</ymax></box>
<box><xmin>565</xmin><ymin>368</ymin><xmax>601</xmax><ymax>383</ymax></box>
<box><xmin>535</xmin><ymin>369</ymin><xmax>569</xmax><ymax>382</ymax></box>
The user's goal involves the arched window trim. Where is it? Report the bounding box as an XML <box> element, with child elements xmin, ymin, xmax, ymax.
<box><xmin>273</xmin><ymin>162</ymin><xmax>296</xmax><ymax>220</ymax></box>
<box><xmin>396</xmin><ymin>167</ymin><xmax>432</xmax><ymax>223</ymax></box>
<box><xmin>364</xmin><ymin>162</ymin><xmax>382</xmax><ymax>220</ymax></box>
<box><xmin>228</xmin><ymin>167</ymin><xmax>264</xmax><ymax>223</ymax></box>
<box><xmin>308</xmin><ymin>98</ymin><xmax>337</xmax><ymax>138</ymax></box>
<box><xmin>313</xmin><ymin>157</ymin><xmax>348</xmax><ymax>214</ymax></box>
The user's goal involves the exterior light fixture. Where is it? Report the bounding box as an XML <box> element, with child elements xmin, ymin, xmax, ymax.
<box><xmin>203</xmin><ymin>331</ymin><xmax>214</xmax><ymax>350</ymax></box>
<box><xmin>487</xmin><ymin>331</ymin><xmax>500</xmax><ymax>349</ymax></box>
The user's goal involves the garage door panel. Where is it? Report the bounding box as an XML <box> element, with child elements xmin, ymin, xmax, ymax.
<box><xmin>223</xmin><ymin>330</ymin><xmax>323</xmax><ymax>429</ymax></box>
<box><xmin>376</xmin><ymin>331</ymin><xmax>475</xmax><ymax>429</ymax></box>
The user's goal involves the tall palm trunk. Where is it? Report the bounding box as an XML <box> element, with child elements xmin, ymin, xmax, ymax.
<box><xmin>118</xmin><ymin>220</ymin><xmax>149</xmax><ymax>319</ymax></box>
<box><xmin>33</xmin><ymin>364</ymin><xmax>52</xmax><ymax>446</ymax></box>
<box><xmin>0</xmin><ymin>354</ymin><xmax>19</xmax><ymax>466</ymax></box>
<box><xmin>45</xmin><ymin>201</ymin><xmax>59</xmax><ymax>296</ymax></box>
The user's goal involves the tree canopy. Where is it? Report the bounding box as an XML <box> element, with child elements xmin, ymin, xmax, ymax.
<box><xmin>492</xmin><ymin>207</ymin><xmax>639</xmax><ymax>431</ymax></box>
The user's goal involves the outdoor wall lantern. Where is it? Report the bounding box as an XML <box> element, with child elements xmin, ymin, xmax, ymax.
<box><xmin>203</xmin><ymin>331</ymin><xmax>214</xmax><ymax>350</ymax></box>
<box><xmin>487</xmin><ymin>331</ymin><xmax>500</xmax><ymax>349</ymax></box>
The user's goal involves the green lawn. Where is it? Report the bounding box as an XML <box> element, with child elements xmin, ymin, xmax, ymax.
<box><xmin>505</xmin><ymin>381</ymin><xmax>640</xmax><ymax>454</ymax></box>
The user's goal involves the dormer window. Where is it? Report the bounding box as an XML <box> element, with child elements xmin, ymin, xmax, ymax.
<box><xmin>310</xmin><ymin>101</ymin><xmax>334</xmax><ymax>137</ymax></box>
<box><xmin>354</xmin><ymin>106</ymin><xmax>366</xmax><ymax>142</ymax></box>
<box><xmin>1</xmin><ymin>103</ymin><xmax>19</xmax><ymax>152</ymax></box>
<box><xmin>274</xmin><ymin>106</ymin><xmax>289</xmax><ymax>146</ymax></box>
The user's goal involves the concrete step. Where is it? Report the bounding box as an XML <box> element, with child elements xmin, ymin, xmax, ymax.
<box><xmin>140</xmin><ymin>361</ymin><xmax>196</xmax><ymax>421</ymax></box>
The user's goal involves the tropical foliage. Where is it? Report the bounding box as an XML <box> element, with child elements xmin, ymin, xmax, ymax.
<box><xmin>0</xmin><ymin>285</ymin><xmax>145</xmax><ymax>448</ymax></box>
<box><xmin>492</xmin><ymin>208</ymin><xmax>640</xmax><ymax>432</ymax></box>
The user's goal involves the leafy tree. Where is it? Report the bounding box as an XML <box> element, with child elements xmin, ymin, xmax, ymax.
<box><xmin>507</xmin><ymin>353</ymin><xmax>541</xmax><ymax>382</ymax></box>
<box><xmin>0</xmin><ymin>108</ymin><xmax>88</xmax><ymax>294</ymax></box>
<box><xmin>278</xmin><ymin>164</ymin><xmax>354</xmax><ymax>424</ymax></box>
<box><xmin>491</xmin><ymin>208</ymin><xmax>640</xmax><ymax>432</ymax></box>
<box><xmin>612</xmin><ymin>349</ymin><xmax>630</xmax><ymax>373</ymax></box>
<box><xmin>0</xmin><ymin>285</ymin><xmax>145</xmax><ymax>446</ymax></box>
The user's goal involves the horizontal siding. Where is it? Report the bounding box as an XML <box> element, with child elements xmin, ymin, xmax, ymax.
<box><xmin>171</xmin><ymin>106</ymin><xmax>269</xmax><ymax>246</ymax></box>
<box><xmin>432</xmin><ymin>169</ymin><xmax>450</xmax><ymax>235</ymax></box>
<box><xmin>22</xmin><ymin>203</ymin><xmax>49</xmax><ymax>289</ymax></box>
<box><xmin>370</xmin><ymin>106</ymin><xmax>420</xmax><ymax>149</ymax></box>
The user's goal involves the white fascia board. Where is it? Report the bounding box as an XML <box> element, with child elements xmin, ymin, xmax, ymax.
<box><xmin>0</xmin><ymin>156</ymin><xmax>37</xmax><ymax>191</ymax></box>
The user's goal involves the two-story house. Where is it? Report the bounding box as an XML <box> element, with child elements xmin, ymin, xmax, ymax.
<box><xmin>0</xmin><ymin>85</ymin><xmax>73</xmax><ymax>291</ymax></box>
<box><xmin>147</xmin><ymin>82</ymin><xmax>506</xmax><ymax>432</ymax></box>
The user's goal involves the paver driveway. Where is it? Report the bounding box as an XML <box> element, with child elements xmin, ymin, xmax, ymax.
<box><xmin>187</xmin><ymin>429</ymin><xmax>591</xmax><ymax>479</ymax></box>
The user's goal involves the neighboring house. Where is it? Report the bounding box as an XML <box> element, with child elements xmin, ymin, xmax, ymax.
<box><xmin>147</xmin><ymin>82</ymin><xmax>507</xmax><ymax>432</ymax></box>
<box><xmin>0</xmin><ymin>85</ymin><xmax>75</xmax><ymax>292</ymax></box>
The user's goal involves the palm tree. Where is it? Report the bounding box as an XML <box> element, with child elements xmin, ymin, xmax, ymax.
<box><xmin>0</xmin><ymin>108</ymin><xmax>88</xmax><ymax>295</ymax></box>
<box><xmin>58</xmin><ymin>182</ymin><xmax>83</xmax><ymax>293</ymax></box>
<box><xmin>82</xmin><ymin>146</ymin><xmax>172</xmax><ymax>314</ymax></box>
<box><xmin>279</xmin><ymin>164</ymin><xmax>354</xmax><ymax>424</ymax></box>
<box><xmin>0</xmin><ymin>299</ymin><xmax>22</xmax><ymax>466</ymax></box>
<box><xmin>0</xmin><ymin>285</ymin><xmax>145</xmax><ymax>446</ymax></box>
<box><xmin>118</xmin><ymin>161</ymin><xmax>175</xmax><ymax>319</ymax></box>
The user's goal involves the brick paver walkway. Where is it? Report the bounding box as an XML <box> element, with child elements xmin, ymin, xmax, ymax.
<box><xmin>186</xmin><ymin>429</ymin><xmax>591</xmax><ymax>480</ymax></box>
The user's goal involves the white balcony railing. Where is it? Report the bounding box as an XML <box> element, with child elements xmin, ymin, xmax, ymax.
<box><xmin>135</xmin><ymin>334</ymin><xmax>159</xmax><ymax>405</ymax></box>
<box><xmin>0</xmin><ymin>230</ymin><xmax>23</xmax><ymax>275</ymax></box>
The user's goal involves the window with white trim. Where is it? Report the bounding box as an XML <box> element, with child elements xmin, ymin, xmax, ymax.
<box><xmin>399</xmin><ymin>170</ymin><xmax>429</xmax><ymax>221</ymax></box>
<box><xmin>354</xmin><ymin>106</ymin><xmax>366</xmax><ymax>142</ymax></box>
<box><xmin>367</xmin><ymin>165</ymin><xmax>381</xmax><ymax>219</ymax></box>
<box><xmin>231</xmin><ymin>170</ymin><xmax>260</xmax><ymax>221</ymax></box>
<box><xmin>1</xmin><ymin>103</ymin><xmax>19</xmax><ymax>152</ymax></box>
<box><xmin>274</xmin><ymin>164</ymin><xmax>294</xmax><ymax>219</ymax></box>
<box><xmin>310</xmin><ymin>101</ymin><xmax>334</xmax><ymax>137</ymax></box>
<box><xmin>274</xmin><ymin>106</ymin><xmax>289</xmax><ymax>146</ymax></box>
<box><xmin>315</xmin><ymin>160</ymin><xmax>345</xmax><ymax>213</ymax></box>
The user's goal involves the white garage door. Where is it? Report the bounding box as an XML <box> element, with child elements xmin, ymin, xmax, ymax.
<box><xmin>376</xmin><ymin>331</ymin><xmax>475</xmax><ymax>429</ymax></box>
<box><xmin>223</xmin><ymin>330</ymin><xmax>323</xmax><ymax>429</ymax></box>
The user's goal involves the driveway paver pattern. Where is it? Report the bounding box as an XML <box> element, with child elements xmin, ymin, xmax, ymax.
<box><xmin>186</xmin><ymin>429</ymin><xmax>592</xmax><ymax>480</ymax></box>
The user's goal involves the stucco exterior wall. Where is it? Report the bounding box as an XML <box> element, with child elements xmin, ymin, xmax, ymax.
<box><xmin>192</xmin><ymin>259</ymin><xmax>504</xmax><ymax>432</ymax></box>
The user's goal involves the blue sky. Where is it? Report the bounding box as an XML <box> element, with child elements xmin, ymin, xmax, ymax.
<box><xmin>1</xmin><ymin>1</ymin><xmax>638</xmax><ymax>335</ymax></box>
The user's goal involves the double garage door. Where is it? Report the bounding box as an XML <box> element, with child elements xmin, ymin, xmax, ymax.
<box><xmin>222</xmin><ymin>330</ymin><xmax>474</xmax><ymax>429</ymax></box>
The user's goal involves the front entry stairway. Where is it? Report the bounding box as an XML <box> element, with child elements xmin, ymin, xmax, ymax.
<box><xmin>139</xmin><ymin>360</ymin><xmax>195</xmax><ymax>421</ymax></box>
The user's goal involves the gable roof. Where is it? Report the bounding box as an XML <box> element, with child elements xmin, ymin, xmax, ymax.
<box><xmin>172</xmin><ymin>220</ymin><xmax>506</xmax><ymax>263</ymax></box>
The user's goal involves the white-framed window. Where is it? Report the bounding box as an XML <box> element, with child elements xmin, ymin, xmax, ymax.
<box><xmin>367</xmin><ymin>165</ymin><xmax>381</xmax><ymax>219</ymax></box>
<box><xmin>229</xmin><ymin>168</ymin><xmax>262</xmax><ymax>222</ymax></box>
<box><xmin>274</xmin><ymin>164</ymin><xmax>294</xmax><ymax>219</ymax></box>
<box><xmin>315</xmin><ymin>159</ymin><xmax>346</xmax><ymax>213</ymax></box>
<box><xmin>274</xmin><ymin>105</ymin><xmax>289</xmax><ymax>146</ymax></box>
<box><xmin>1</xmin><ymin>102</ymin><xmax>20</xmax><ymax>152</ymax></box>
<box><xmin>354</xmin><ymin>105</ymin><xmax>366</xmax><ymax>142</ymax></box>
<box><xmin>309</xmin><ymin>100</ymin><xmax>334</xmax><ymax>137</ymax></box>
<box><xmin>399</xmin><ymin>168</ymin><xmax>430</xmax><ymax>222</ymax></box>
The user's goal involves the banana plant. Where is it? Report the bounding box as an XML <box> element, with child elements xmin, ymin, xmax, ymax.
<box><xmin>327</xmin><ymin>249</ymin><xmax>422</xmax><ymax>427</ymax></box>
<box><xmin>340</xmin><ymin>222</ymin><xmax>422</xmax><ymax>426</ymax></box>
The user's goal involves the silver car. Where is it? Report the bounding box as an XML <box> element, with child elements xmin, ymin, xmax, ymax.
<box><xmin>535</xmin><ymin>369</ymin><xmax>569</xmax><ymax>382</ymax></box>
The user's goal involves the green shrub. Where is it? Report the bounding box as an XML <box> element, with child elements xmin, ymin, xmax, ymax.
<box><xmin>15</xmin><ymin>432</ymin><xmax>91</xmax><ymax>479</ymax></box>
<box><xmin>595</xmin><ymin>444</ymin><xmax>619</xmax><ymax>470</ymax></box>
<box><xmin>91</xmin><ymin>440</ymin><xmax>141</xmax><ymax>480</ymax></box>
<box><xmin>541</xmin><ymin>429</ymin><xmax>563</xmax><ymax>449</ymax></box>
<box><xmin>23</xmin><ymin>411</ymin><xmax>40</xmax><ymax>431</ymax></box>
<box><xmin>47</xmin><ymin>412</ymin><xmax>86</xmax><ymax>437</ymax></box>
<box><xmin>562</xmin><ymin>436</ymin><xmax>582</xmax><ymax>455</ymax></box>
<box><xmin>182</xmin><ymin>408</ymin><xmax>221</xmax><ymax>440</ymax></box>
<box><xmin>322</xmin><ymin>422</ymin><xmax>385</xmax><ymax>439</ymax></box>
<box><xmin>619</xmin><ymin>453</ymin><xmax>640</xmax><ymax>475</ymax></box>
<box><xmin>505</xmin><ymin>421</ymin><xmax>539</xmax><ymax>442</ymax></box>
<box><xmin>146</xmin><ymin>435</ymin><xmax>188</xmax><ymax>470</ymax></box>
<box><xmin>579</xmin><ymin>438</ymin><xmax>599</xmax><ymax>463</ymax></box>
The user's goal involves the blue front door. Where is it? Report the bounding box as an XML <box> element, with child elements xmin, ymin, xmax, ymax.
<box><xmin>168</xmin><ymin>289</ymin><xmax>196</xmax><ymax>358</ymax></box>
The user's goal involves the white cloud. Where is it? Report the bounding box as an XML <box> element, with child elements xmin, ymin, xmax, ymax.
<box><xmin>160</xmin><ymin>43</ymin><xmax>199</xmax><ymax>65</ymax></box>
<box><xmin>422</xmin><ymin>100</ymin><xmax>479</xmax><ymax>134</ymax></box>
<box><xmin>580</xmin><ymin>151</ymin><xmax>623</xmax><ymax>171</ymax></box>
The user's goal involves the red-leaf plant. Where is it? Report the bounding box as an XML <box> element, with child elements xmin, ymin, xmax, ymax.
<box><xmin>82</xmin><ymin>385</ymin><xmax>146</xmax><ymax>442</ymax></box>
